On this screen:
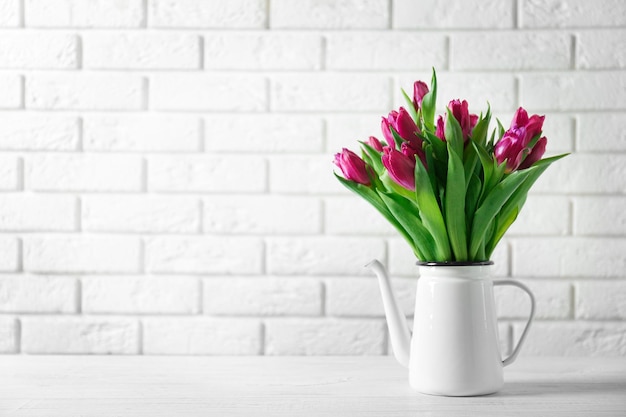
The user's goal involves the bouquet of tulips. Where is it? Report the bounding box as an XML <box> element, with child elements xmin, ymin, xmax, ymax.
<box><xmin>334</xmin><ymin>70</ymin><xmax>566</xmax><ymax>263</ymax></box>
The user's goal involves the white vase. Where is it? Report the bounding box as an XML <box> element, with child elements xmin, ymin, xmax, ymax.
<box><xmin>368</xmin><ymin>260</ymin><xmax>535</xmax><ymax>396</ymax></box>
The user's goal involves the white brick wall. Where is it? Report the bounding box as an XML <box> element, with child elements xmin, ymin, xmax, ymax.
<box><xmin>0</xmin><ymin>0</ymin><xmax>624</xmax><ymax>357</ymax></box>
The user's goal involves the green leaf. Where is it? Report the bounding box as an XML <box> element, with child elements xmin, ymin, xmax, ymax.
<box><xmin>463</xmin><ymin>140</ymin><xmax>479</xmax><ymax>189</ymax></box>
<box><xmin>414</xmin><ymin>160</ymin><xmax>451</xmax><ymax>261</ymax></box>
<box><xmin>496</xmin><ymin>118</ymin><xmax>505</xmax><ymax>139</ymax></box>
<box><xmin>445</xmin><ymin>108</ymin><xmax>464</xmax><ymax>158</ymax></box>
<box><xmin>401</xmin><ymin>88</ymin><xmax>419</xmax><ymax>125</ymax></box>
<box><xmin>484</xmin><ymin>153</ymin><xmax>568</xmax><ymax>258</ymax></box>
<box><xmin>469</xmin><ymin>167</ymin><xmax>535</xmax><ymax>260</ymax></box>
<box><xmin>359</xmin><ymin>142</ymin><xmax>384</xmax><ymax>175</ymax></box>
<box><xmin>421</xmin><ymin>131</ymin><xmax>448</xmax><ymax>164</ymax></box>
<box><xmin>421</xmin><ymin>69</ymin><xmax>438</xmax><ymax>131</ymax></box>
<box><xmin>379</xmin><ymin>192</ymin><xmax>437</xmax><ymax>261</ymax></box>
<box><xmin>465</xmin><ymin>173</ymin><xmax>482</xmax><ymax>235</ymax></box>
<box><xmin>389</xmin><ymin>126</ymin><xmax>405</xmax><ymax>150</ymax></box>
<box><xmin>445</xmin><ymin>144</ymin><xmax>468</xmax><ymax>261</ymax></box>
<box><xmin>470</xmin><ymin>105</ymin><xmax>491</xmax><ymax>147</ymax></box>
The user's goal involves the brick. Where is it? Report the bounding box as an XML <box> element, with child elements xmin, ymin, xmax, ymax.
<box><xmin>204</xmin><ymin>33</ymin><xmax>321</xmax><ymax>70</ymax></box>
<box><xmin>25</xmin><ymin>154</ymin><xmax>142</xmax><ymax>192</ymax></box>
<box><xmin>265</xmin><ymin>318</ymin><xmax>386</xmax><ymax>355</ymax></box>
<box><xmin>267</xmin><ymin>237</ymin><xmax>385</xmax><ymax>276</ymax></box>
<box><xmin>494</xmin><ymin>279</ymin><xmax>572</xmax><ymax>319</ymax></box>
<box><xmin>386</xmin><ymin>238</ymin><xmax>421</xmax><ymax>277</ymax></box>
<box><xmin>324</xmin><ymin>197</ymin><xmax>396</xmax><ymax>236</ymax></box>
<box><xmin>271</xmin><ymin>74</ymin><xmax>391</xmax><ymax>112</ymax></box>
<box><xmin>506</xmin><ymin>195</ymin><xmax>570</xmax><ymax>236</ymax></box>
<box><xmin>0</xmin><ymin>32</ymin><xmax>77</xmax><ymax>69</ymax></box>
<box><xmin>387</xmin><ymin>238</ymin><xmax>509</xmax><ymax>277</ymax></box>
<box><xmin>0</xmin><ymin>237</ymin><xmax>19</xmax><ymax>271</ymax></box>
<box><xmin>271</xmin><ymin>0</ymin><xmax>388</xmax><ymax>29</ymax></box>
<box><xmin>452</xmin><ymin>32</ymin><xmax>571</xmax><ymax>70</ymax></box>
<box><xmin>204</xmin><ymin>196</ymin><xmax>321</xmax><ymax>235</ymax></box>
<box><xmin>576</xmin><ymin>281</ymin><xmax>626</xmax><ymax>319</ymax></box>
<box><xmin>23</xmin><ymin>236</ymin><xmax>141</xmax><ymax>273</ymax></box>
<box><xmin>84</xmin><ymin>114</ymin><xmax>199</xmax><ymax>152</ymax></box>
<box><xmin>0</xmin><ymin>155</ymin><xmax>19</xmax><ymax>190</ymax></box>
<box><xmin>82</xmin><ymin>276</ymin><xmax>199</xmax><ymax>314</ymax></box>
<box><xmin>0</xmin><ymin>74</ymin><xmax>21</xmax><ymax>108</ymax></box>
<box><xmin>327</xmin><ymin>33</ymin><xmax>446</xmax><ymax>70</ymax></box>
<box><xmin>325</xmin><ymin>277</ymin><xmax>416</xmax><ymax>317</ymax></box>
<box><xmin>83</xmin><ymin>33</ymin><xmax>200</xmax><ymax>69</ymax></box>
<box><xmin>148</xmin><ymin>0</ymin><xmax>266</xmax><ymax>28</ymax></box>
<box><xmin>574</xmin><ymin>197</ymin><xmax>626</xmax><ymax>236</ymax></box>
<box><xmin>394</xmin><ymin>0</ymin><xmax>514</xmax><ymax>29</ymax></box>
<box><xmin>399</xmin><ymin>72</ymin><xmax>517</xmax><ymax>113</ymax></box>
<box><xmin>148</xmin><ymin>155</ymin><xmax>266</xmax><ymax>193</ymax></box>
<box><xmin>0</xmin><ymin>194</ymin><xmax>76</xmax><ymax>231</ymax></box>
<box><xmin>145</xmin><ymin>237</ymin><xmax>263</xmax><ymax>274</ymax></box>
<box><xmin>205</xmin><ymin>114</ymin><xmax>323</xmax><ymax>153</ymax></box>
<box><xmin>25</xmin><ymin>0</ymin><xmax>144</xmax><ymax>27</ymax></box>
<box><xmin>203</xmin><ymin>278</ymin><xmax>322</xmax><ymax>316</ymax></box>
<box><xmin>577</xmin><ymin>29</ymin><xmax>626</xmax><ymax>69</ymax></box>
<box><xmin>325</xmin><ymin>114</ymin><xmax>385</xmax><ymax>153</ymax></box>
<box><xmin>269</xmin><ymin>155</ymin><xmax>344</xmax><ymax>194</ymax></box>
<box><xmin>529</xmin><ymin>113</ymin><xmax>573</xmax><ymax>152</ymax></box>
<box><xmin>521</xmin><ymin>72</ymin><xmax>626</xmax><ymax>111</ymax></box>
<box><xmin>26</xmin><ymin>74</ymin><xmax>143</xmax><ymax>110</ymax></box>
<box><xmin>21</xmin><ymin>317</ymin><xmax>139</xmax><ymax>354</ymax></box>
<box><xmin>515</xmin><ymin>322</ymin><xmax>626</xmax><ymax>356</ymax></box>
<box><xmin>0</xmin><ymin>317</ymin><xmax>17</xmax><ymax>353</ymax></box>
<box><xmin>0</xmin><ymin>113</ymin><xmax>79</xmax><ymax>150</ymax></box>
<box><xmin>143</xmin><ymin>317</ymin><xmax>262</xmax><ymax>354</ymax></box>
<box><xmin>521</xmin><ymin>0</ymin><xmax>626</xmax><ymax>28</ymax></box>
<box><xmin>512</xmin><ymin>237</ymin><xmax>626</xmax><ymax>278</ymax></box>
<box><xmin>82</xmin><ymin>195</ymin><xmax>200</xmax><ymax>233</ymax></box>
<box><xmin>150</xmin><ymin>74</ymin><xmax>266</xmax><ymax>111</ymax></box>
<box><xmin>0</xmin><ymin>275</ymin><xmax>77</xmax><ymax>313</ymax></box>
<box><xmin>533</xmin><ymin>154</ymin><xmax>626</xmax><ymax>194</ymax></box>
<box><xmin>0</xmin><ymin>0</ymin><xmax>19</xmax><ymax>27</ymax></box>
<box><xmin>578</xmin><ymin>113</ymin><xmax>626</xmax><ymax>151</ymax></box>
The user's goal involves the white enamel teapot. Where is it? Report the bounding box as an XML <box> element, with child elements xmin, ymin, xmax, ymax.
<box><xmin>367</xmin><ymin>259</ymin><xmax>535</xmax><ymax>396</ymax></box>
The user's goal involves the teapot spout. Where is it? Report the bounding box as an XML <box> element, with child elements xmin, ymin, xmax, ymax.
<box><xmin>366</xmin><ymin>259</ymin><xmax>411</xmax><ymax>368</ymax></box>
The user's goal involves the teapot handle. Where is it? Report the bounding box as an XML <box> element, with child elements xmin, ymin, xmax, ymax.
<box><xmin>493</xmin><ymin>280</ymin><xmax>536</xmax><ymax>367</ymax></box>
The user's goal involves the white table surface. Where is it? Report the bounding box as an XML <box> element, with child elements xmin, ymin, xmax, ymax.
<box><xmin>1</xmin><ymin>356</ymin><xmax>625</xmax><ymax>416</ymax></box>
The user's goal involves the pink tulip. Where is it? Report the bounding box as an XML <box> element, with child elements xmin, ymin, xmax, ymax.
<box><xmin>366</xmin><ymin>136</ymin><xmax>384</xmax><ymax>152</ymax></box>
<box><xmin>381</xmin><ymin>107</ymin><xmax>419</xmax><ymax>148</ymax></box>
<box><xmin>495</xmin><ymin>107</ymin><xmax>548</xmax><ymax>172</ymax></box>
<box><xmin>382</xmin><ymin>147</ymin><xmax>416</xmax><ymax>191</ymax></box>
<box><xmin>413</xmin><ymin>81</ymin><xmax>429</xmax><ymax>110</ymax></box>
<box><xmin>518</xmin><ymin>136</ymin><xmax>547</xmax><ymax>170</ymax></box>
<box><xmin>448</xmin><ymin>99</ymin><xmax>478</xmax><ymax>141</ymax></box>
<box><xmin>334</xmin><ymin>148</ymin><xmax>371</xmax><ymax>185</ymax></box>
<box><xmin>435</xmin><ymin>115</ymin><xmax>445</xmax><ymax>141</ymax></box>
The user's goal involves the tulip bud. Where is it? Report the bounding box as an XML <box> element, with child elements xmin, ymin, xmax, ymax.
<box><xmin>448</xmin><ymin>99</ymin><xmax>478</xmax><ymax>141</ymax></box>
<box><xmin>519</xmin><ymin>136</ymin><xmax>547</xmax><ymax>170</ymax></box>
<box><xmin>413</xmin><ymin>81</ymin><xmax>429</xmax><ymax>110</ymax></box>
<box><xmin>366</xmin><ymin>136</ymin><xmax>384</xmax><ymax>152</ymax></box>
<box><xmin>495</xmin><ymin>107</ymin><xmax>548</xmax><ymax>172</ymax></box>
<box><xmin>435</xmin><ymin>115</ymin><xmax>445</xmax><ymax>141</ymax></box>
<box><xmin>334</xmin><ymin>148</ymin><xmax>371</xmax><ymax>185</ymax></box>
<box><xmin>382</xmin><ymin>147</ymin><xmax>416</xmax><ymax>191</ymax></box>
<box><xmin>381</xmin><ymin>110</ymin><xmax>398</xmax><ymax>147</ymax></box>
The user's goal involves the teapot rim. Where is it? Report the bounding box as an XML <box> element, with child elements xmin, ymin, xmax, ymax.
<box><xmin>416</xmin><ymin>260</ymin><xmax>494</xmax><ymax>267</ymax></box>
